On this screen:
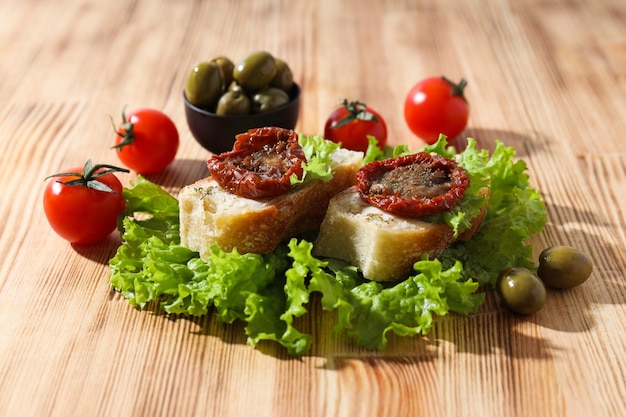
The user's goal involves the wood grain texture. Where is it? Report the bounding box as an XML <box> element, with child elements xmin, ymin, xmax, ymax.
<box><xmin>0</xmin><ymin>0</ymin><xmax>625</xmax><ymax>416</ymax></box>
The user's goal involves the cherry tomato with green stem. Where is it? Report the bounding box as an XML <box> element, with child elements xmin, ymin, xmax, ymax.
<box><xmin>324</xmin><ymin>99</ymin><xmax>387</xmax><ymax>152</ymax></box>
<box><xmin>404</xmin><ymin>76</ymin><xmax>469</xmax><ymax>144</ymax></box>
<box><xmin>113</xmin><ymin>107</ymin><xmax>179</xmax><ymax>174</ymax></box>
<box><xmin>43</xmin><ymin>160</ymin><xmax>129</xmax><ymax>244</ymax></box>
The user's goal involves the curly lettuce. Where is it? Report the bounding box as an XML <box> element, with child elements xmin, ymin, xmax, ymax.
<box><xmin>109</xmin><ymin>136</ymin><xmax>546</xmax><ymax>355</ymax></box>
<box><xmin>290</xmin><ymin>133</ymin><xmax>341</xmax><ymax>185</ymax></box>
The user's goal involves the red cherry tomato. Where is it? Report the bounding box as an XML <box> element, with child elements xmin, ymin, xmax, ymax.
<box><xmin>404</xmin><ymin>77</ymin><xmax>469</xmax><ymax>144</ymax></box>
<box><xmin>113</xmin><ymin>107</ymin><xmax>179</xmax><ymax>174</ymax></box>
<box><xmin>43</xmin><ymin>160</ymin><xmax>129</xmax><ymax>244</ymax></box>
<box><xmin>324</xmin><ymin>99</ymin><xmax>387</xmax><ymax>152</ymax></box>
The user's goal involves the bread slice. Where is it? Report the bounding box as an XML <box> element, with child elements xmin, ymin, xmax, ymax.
<box><xmin>179</xmin><ymin>148</ymin><xmax>363</xmax><ymax>258</ymax></box>
<box><xmin>313</xmin><ymin>186</ymin><xmax>488</xmax><ymax>281</ymax></box>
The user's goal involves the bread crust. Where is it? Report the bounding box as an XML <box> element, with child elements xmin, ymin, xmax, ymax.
<box><xmin>313</xmin><ymin>186</ymin><xmax>488</xmax><ymax>281</ymax></box>
<box><xmin>179</xmin><ymin>148</ymin><xmax>363</xmax><ymax>258</ymax></box>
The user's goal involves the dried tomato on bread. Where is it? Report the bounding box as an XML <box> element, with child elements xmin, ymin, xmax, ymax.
<box><xmin>356</xmin><ymin>152</ymin><xmax>469</xmax><ymax>218</ymax></box>
<box><xmin>207</xmin><ymin>127</ymin><xmax>305</xmax><ymax>199</ymax></box>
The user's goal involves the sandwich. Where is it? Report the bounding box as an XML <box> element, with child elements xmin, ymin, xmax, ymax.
<box><xmin>313</xmin><ymin>149</ymin><xmax>490</xmax><ymax>281</ymax></box>
<box><xmin>179</xmin><ymin>126</ymin><xmax>363</xmax><ymax>258</ymax></box>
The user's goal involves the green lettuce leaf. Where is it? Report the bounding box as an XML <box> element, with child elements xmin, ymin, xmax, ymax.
<box><xmin>299</xmin><ymin>243</ymin><xmax>483</xmax><ymax>350</ymax></box>
<box><xmin>362</xmin><ymin>135</ymin><xmax>410</xmax><ymax>164</ymax></box>
<box><xmin>290</xmin><ymin>133</ymin><xmax>341</xmax><ymax>185</ymax></box>
<box><xmin>437</xmin><ymin>141</ymin><xmax>547</xmax><ymax>286</ymax></box>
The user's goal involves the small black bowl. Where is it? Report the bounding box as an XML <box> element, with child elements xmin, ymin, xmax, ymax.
<box><xmin>183</xmin><ymin>83</ymin><xmax>301</xmax><ymax>154</ymax></box>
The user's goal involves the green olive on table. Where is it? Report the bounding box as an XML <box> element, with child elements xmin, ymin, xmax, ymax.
<box><xmin>210</xmin><ymin>56</ymin><xmax>235</xmax><ymax>88</ymax></box>
<box><xmin>537</xmin><ymin>246</ymin><xmax>593</xmax><ymax>289</ymax></box>
<box><xmin>215</xmin><ymin>90</ymin><xmax>251</xmax><ymax>115</ymax></box>
<box><xmin>185</xmin><ymin>61</ymin><xmax>224</xmax><ymax>109</ymax></box>
<box><xmin>270</xmin><ymin>58</ymin><xmax>294</xmax><ymax>91</ymax></box>
<box><xmin>233</xmin><ymin>51</ymin><xmax>277</xmax><ymax>91</ymax></box>
<box><xmin>252</xmin><ymin>87</ymin><xmax>290</xmax><ymax>113</ymax></box>
<box><xmin>496</xmin><ymin>267</ymin><xmax>547</xmax><ymax>315</ymax></box>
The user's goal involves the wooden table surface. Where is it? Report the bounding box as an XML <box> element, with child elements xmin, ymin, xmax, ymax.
<box><xmin>1</xmin><ymin>0</ymin><xmax>625</xmax><ymax>416</ymax></box>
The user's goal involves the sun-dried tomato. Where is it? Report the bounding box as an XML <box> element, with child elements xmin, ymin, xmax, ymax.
<box><xmin>356</xmin><ymin>152</ymin><xmax>469</xmax><ymax>217</ymax></box>
<box><xmin>207</xmin><ymin>127</ymin><xmax>305</xmax><ymax>199</ymax></box>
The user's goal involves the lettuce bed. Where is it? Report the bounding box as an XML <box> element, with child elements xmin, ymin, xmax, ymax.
<box><xmin>109</xmin><ymin>138</ymin><xmax>546</xmax><ymax>355</ymax></box>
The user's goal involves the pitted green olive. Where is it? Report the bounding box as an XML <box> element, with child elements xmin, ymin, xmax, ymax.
<box><xmin>210</xmin><ymin>56</ymin><xmax>235</xmax><ymax>88</ymax></box>
<box><xmin>215</xmin><ymin>91</ymin><xmax>251</xmax><ymax>115</ymax></box>
<box><xmin>537</xmin><ymin>246</ymin><xmax>593</xmax><ymax>289</ymax></box>
<box><xmin>185</xmin><ymin>61</ymin><xmax>223</xmax><ymax>109</ymax></box>
<box><xmin>496</xmin><ymin>267</ymin><xmax>547</xmax><ymax>315</ymax></box>
<box><xmin>252</xmin><ymin>87</ymin><xmax>290</xmax><ymax>113</ymax></box>
<box><xmin>233</xmin><ymin>51</ymin><xmax>277</xmax><ymax>91</ymax></box>
<box><xmin>270</xmin><ymin>58</ymin><xmax>294</xmax><ymax>91</ymax></box>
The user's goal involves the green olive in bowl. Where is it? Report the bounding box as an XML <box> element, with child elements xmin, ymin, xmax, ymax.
<box><xmin>252</xmin><ymin>87</ymin><xmax>290</xmax><ymax>113</ymax></box>
<box><xmin>270</xmin><ymin>58</ymin><xmax>294</xmax><ymax>91</ymax></box>
<box><xmin>496</xmin><ymin>267</ymin><xmax>547</xmax><ymax>315</ymax></box>
<box><xmin>185</xmin><ymin>61</ymin><xmax>224</xmax><ymax>109</ymax></box>
<box><xmin>215</xmin><ymin>90</ymin><xmax>251</xmax><ymax>115</ymax></box>
<box><xmin>233</xmin><ymin>51</ymin><xmax>277</xmax><ymax>91</ymax></box>
<box><xmin>210</xmin><ymin>56</ymin><xmax>235</xmax><ymax>88</ymax></box>
<box><xmin>537</xmin><ymin>246</ymin><xmax>593</xmax><ymax>289</ymax></box>
<box><xmin>228</xmin><ymin>81</ymin><xmax>245</xmax><ymax>93</ymax></box>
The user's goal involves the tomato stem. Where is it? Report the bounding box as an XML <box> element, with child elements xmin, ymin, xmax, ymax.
<box><xmin>45</xmin><ymin>159</ymin><xmax>130</xmax><ymax>193</ymax></box>
<box><xmin>111</xmin><ymin>106</ymin><xmax>136</xmax><ymax>150</ymax></box>
<box><xmin>332</xmin><ymin>98</ymin><xmax>379</xmax><ymax>128</ymax></box>
<box><xmin>441</xmin><ymin>76</ymin><xmax>468</xmax><ymax>98</ymax></box>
